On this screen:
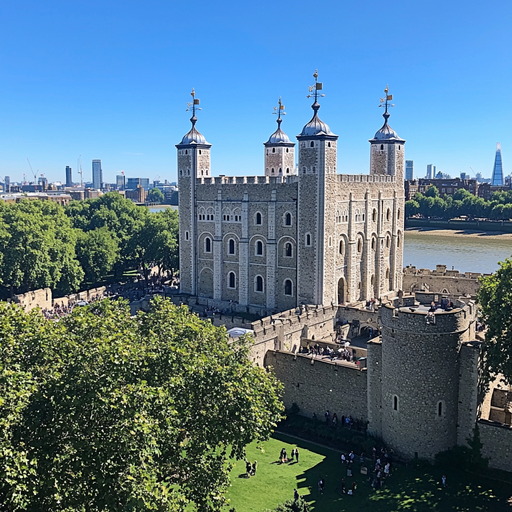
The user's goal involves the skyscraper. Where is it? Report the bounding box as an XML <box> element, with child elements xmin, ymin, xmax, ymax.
<box><xmin>92</xmin><ymin>159</ymin><xmax>103</xmax><ymax>190</ymax></box>
<box><xmin>65</xmin><ymin>166</ymin><xmax>73</xmax><ymax>187</ymax></box>
<box><xmin>405</xmin><ymin>160</ymin><xmax>414</xmax><ymax>180</ymax></box>
<box><xmin>4</xmin><ymin>176</ymin><xmax>10</xmax><ymax>193</ymax></box>
<box><xmin>491</xmin><ymin>143</ymin><xmax>504</xmax><ymax>186</ymax></box>
<box><xmin>426</xmin><ymin>164</ymin><xmax>436</xmax><ymax>179</ymax></box>
<box><xmin>116</xmin><ymin>174</ymin><xmax>126</xmax><ymax>190</ymax></box>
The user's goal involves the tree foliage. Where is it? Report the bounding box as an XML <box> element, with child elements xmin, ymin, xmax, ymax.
<box><xmin>0</xmin><ymin>200</ymin><xmax>84</xmax><ymax>294</ymax></box>
<box><xmin>0</xmin><ymin>193</ymin><xmax>179</xmax><ymax>295</ymax></box>
<box><xmin>0</xmin><ymin>297</ymin><xmax>284</xmax><ymax>511</ymax></box>
<box><xmin>406</xmin><ymin>187</ymin><xmax>512</xmax><ymax>221</ymax></box>
<box><xmin>147</xmin><ymin>188</ymin><xmax>165</xmax><ymax>204</ymax></box>
<box><xmin>477</xmin><ymin>258</ymin><xmax>512</xmax><ymax>387</ymax></box>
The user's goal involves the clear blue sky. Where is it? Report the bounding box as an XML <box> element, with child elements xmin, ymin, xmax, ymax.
<box><xmin>1</xmin><ymin>0</ymin><xmax>511</xmax><ymax>184</ymax></box>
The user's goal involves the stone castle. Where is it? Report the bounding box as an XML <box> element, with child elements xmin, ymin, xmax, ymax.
<box><xmin>173</xmin><ymin>75</ymin><xmax>511</xmax><ymax>471</ymax></box>
<box><xmin>177</xmin><ymin>77</ymin><xmax>404</xmax><ymax>313</ymax></box>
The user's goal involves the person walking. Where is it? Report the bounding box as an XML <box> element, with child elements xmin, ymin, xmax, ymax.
<box><xmin>290</xmin><ymin>448</ymin><xmax>296</xmax><ymax>462</ymax></box>
<box><xmin>294</xmin><ymin>489</ymin><xmax>299</xmax><ymax>501</ymax></box>
<box><xmin>252</xmin><ymin>460</ymin><xmax>257</xmax><ymax>476</ymax></box>
<box><xmin>441</xmin><ymin>475</ymin><xmax>447</xmax><ymax>487</ymax></box>
<box><xmin>295</xmin><ymin>448</ymin><xmax>299</xmax><ymax>462</ymax></box>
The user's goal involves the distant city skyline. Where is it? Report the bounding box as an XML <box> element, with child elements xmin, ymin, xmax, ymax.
<box><xmin>0</xmin><ymin>1</ymin><xmax>511</xmax><ymax>184</ymax></box>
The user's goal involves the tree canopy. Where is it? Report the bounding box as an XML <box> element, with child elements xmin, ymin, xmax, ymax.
<box><xmin>0</xmin><ymin>193</ymin><xmax>179</xmax><ymax>295</ymax></box>
<box><xmin>405</xmin><ymin>187</ymin><xmax>512</xmax><ymax>221</ymax></box>
<box><xmin>478</xmin><ymin>258</ymin><xmax>512</xmax><ymax>387</ymax></box>
<box><xmin>147</xmin><ymin>188</ymin><xmax>165</xmax><ymax>204</ymax></box>
<box><xmin>0</xmin><ymin>297</ymin><xmax>284</xmax><ymax>511</ymax></box>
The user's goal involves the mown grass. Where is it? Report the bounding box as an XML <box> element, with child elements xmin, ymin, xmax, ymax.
<box><xmin>226</xmin><ymin>432</ymin><xmax>512</xmax><ymax>511</ymax></box>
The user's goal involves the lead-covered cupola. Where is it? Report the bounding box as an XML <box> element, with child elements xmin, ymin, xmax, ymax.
<box><xmin>264</xmin><ymin>97</ymin><xmax>296</xmax><ymax>176</ymax></box>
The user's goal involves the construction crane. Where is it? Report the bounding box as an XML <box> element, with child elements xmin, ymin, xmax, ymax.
<box><xmin>26</xmin><ymin>158</ymin><xmax>37</xmax><ymax>183</ymax></box>
<box><xmin>77</xmin><ymin>155</ymin><xmax>83</xmax><ymax>187</ymax></box>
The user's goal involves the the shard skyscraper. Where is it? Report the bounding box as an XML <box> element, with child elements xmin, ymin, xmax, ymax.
<box><xmin>491</xmin><ymin>143</ymin><xmax>504</xmax><ymax>186</ymax></box>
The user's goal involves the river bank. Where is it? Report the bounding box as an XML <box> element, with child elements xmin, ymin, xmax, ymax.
<box><xmin>405</xmin><ymin>227</ymin><xmax>512</xmax><ymax>241</ymax></box>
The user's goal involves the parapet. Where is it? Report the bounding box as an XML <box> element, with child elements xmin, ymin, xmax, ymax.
<box><xmin>196</xmin><ymin>175</ymin><xmax>299</xmax><ymax>186</ymax></box>
<box><xmin>379</xmin><ymin>293</ymin><xmax>477</xmax><ymax>334</ymax></box>
<box><xmin>337</xmin><ymin>174</ymin><xmax>396</xmax><ymax>184</ymax></box>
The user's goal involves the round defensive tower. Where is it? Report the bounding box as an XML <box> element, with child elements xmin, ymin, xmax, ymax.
<box><xmin>377</xmin><ymin>292</ymin><xmax>477</xmax><ymax>460</ymax></box>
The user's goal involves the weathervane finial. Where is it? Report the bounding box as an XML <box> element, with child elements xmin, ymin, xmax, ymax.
<box><xmin>272</xmin><ymin>96</ymin><xmax>286</xmax><ymax>128</ymax></box>
<box><xmin>186</xmin><ymin>88</ymin><xmax>202</xmax><ymax>126</ymax></box>
<box><xmin>307</xmin><ymin>69</ymin><xmax>325</xmax><ymax>112</ymax></box>
<box><xmin>379</xmin><ymin>84</ymin><xmax>395</xmax><ymax>117</ymax></box>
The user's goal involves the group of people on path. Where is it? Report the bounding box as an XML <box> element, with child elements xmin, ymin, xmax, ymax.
<box><xmin>324</xmin><ymin>410</ymin><xmax>354</xmax><ymax>429</ymax></box>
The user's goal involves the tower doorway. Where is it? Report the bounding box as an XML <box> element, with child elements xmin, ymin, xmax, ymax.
<box><xmin>337</xmin><ymin>277</ymin><xmax>346</xmax><ymax>305</ymax></box>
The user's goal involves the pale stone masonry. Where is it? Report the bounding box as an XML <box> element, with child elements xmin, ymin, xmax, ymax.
<box><xmin>177</xmin><ymin>82</ymin><xmax>405</xmax><ymax>313</ymax></box>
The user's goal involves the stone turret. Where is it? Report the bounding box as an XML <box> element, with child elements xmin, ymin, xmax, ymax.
<box><xmin>369</xmin><ymin>87</ymin><xmax>405</xmax><ymax>181</ymax></box>
<box><xmin>264</xmin><ymin>98</ymin><xmax>295</xmax><ymax>177</ymax></box>
<box><xmin>368</xmin><ymin>293</ymin><xmax>479</xmax><ymax>460</ymax></box>
<box><xmin>296</xmin><ymin>71</ymin><xmax>339</xmax><ymax>306</ymax></box>
<box><xmin>176</xmin><ymin>89</ymin><xmax>212</xmax><ymax>295</ymax></box>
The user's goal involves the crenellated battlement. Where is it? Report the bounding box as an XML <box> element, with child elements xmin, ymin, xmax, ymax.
<box><xmin>379</xmin><ymin>293</ymin><xmax>476</xmax><ymax>335</ymax></box>
<box><xmin>196</xmin><ymin>175</ymin><xmax>300</xmax><ymax>186</ymax></box>
<box><xmin>337</xmin><ymin>174</ymin><xmax>396</xmax><ymax>184</ymax></box>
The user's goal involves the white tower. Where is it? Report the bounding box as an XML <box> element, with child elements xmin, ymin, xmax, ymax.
<box><xmin>263</xmin><ymin>98</ymin><xmax>295</xmax><ymax>176</ymax></box>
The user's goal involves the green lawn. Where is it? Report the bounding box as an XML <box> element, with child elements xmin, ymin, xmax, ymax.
<box><xmin>226</xmin><ymin>432</ymin><xmax>512</xmax><ymax>512</ymax></box>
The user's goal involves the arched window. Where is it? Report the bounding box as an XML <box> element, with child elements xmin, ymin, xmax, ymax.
<box><xmin>284</xmin><ymin>279</ymin><xmax>293</xmax><ymax>296</ymax></box>
<box><xmin>255</xmin><ymin>275</ymin><xmax>264</xmax><ymax>292</ymax></box>
<box><xmin>256</xmin><ymin>240</ymin><xmax>263</xmax><ymax>255</ymax></box>
<box><xmin>279</xmin><ymin>167</ymin><xmax>282</xmax><ymax>173</ymax></box>
<box><xmin>205</xmin><ymin>237</ymin><xmax>211</xmax><ymax>253</ymax></box>
<box><xmin>328</xmin><ymin>142</ymin><xmax>331</xmax><ymax>147</ymax></box>
<box><xmin>438</xmin><ymin>401</ymin><xmax>443</xmax><ymax>417</ymax></box>
<box><xmin>185</xmin><ymin>150</ymin><xmax>188</xmax><ymax>154</ymax></box>
<box><xmin>398</xmin><ymin>208</ymin><xmax>401</xmax><ymax>220</ymax></box>
<box><xmin>228</xmin><ymin>272</ymin><xmax>236</xmax><ymax>289</ymax></box>
<box><xmin>272</xmin><ymin>148</ymin><xmax>275</xmax><ymax>153</ymax></box>
<box><xmin>286</xmin><ymin>148</ymin><xmax>289</xmax><ymax>153</ymax></box>
<box><xmin>286</xmin><ymin>168</ymin><xmax>290</xmax><ymax>173</ymax></box>
<box><xmin>372</xmin><ymin>209</ymin><xmax>377</xmax><ymax>222</ymax></box>
<box><xmin>339</xmin><ymin>240</ymin><xmax>344</xmax><ymax>255</ymax></box>
<box><xmin>285</xmin><ymin>243</ymin><xmax>292</xmax><ymax>257</ymax></box>
<box><xmin>380</xmin><ymin>144</ymin><xmax>383</xmax><ymax>150</ymax></box>
<box><xmin>285</xmin><ymin>212</ymin><xmax>292</xmax><ymax>226</ymax></box>
<box><xmin>397</xmin><ymin>232</ymin><xmax>401</xmax><ymax>248</ymax></box>
<box><xmin>371</xmin><ymin>275</ymin><xmax>375</xmax><ymax>285</ymax></box>
<box><xmin>386</xmin><ymin>268</ymin><xmax>390</xmax><ymax>279</ymax></box>
<box><xmin>310</xmin><ymin>141</ymin><xmax>314</xmax><ymax>148</ymax></box>
<box><xmin>393</xmin><ymin>395</ymin><xmax>399</xmax><ymax>411</ymax></box>
<box><xmin>229</xmin><ymin>239</ymin><xmax>235</xmax><ymax>255</ymax></box>
<box><xmin>271</xmin><ymin>168</ymin><xmax>275</xmax><ymax>173</ymax></box>
<box><xmin>371</xmin><ymin>238</ymin><xmax>376</xmax><ymax>250</ymax></box>
<box><xmin>386</xmin><ymin>236</ymin><xmax>390</xmax><ymax>248</ymax></box>
<box><xmin>305</xmin><ymin>233</ymin><xmax>311</xmax><ymax>246</ymax></box>
<box><xmin>255</xmin><ymin>212</ymin><xmax>262</xmax><ymax>225</ymax></box>
<box><xmin>185</xmin><ymin>231</ymin><xmax>189</xmax><ymax>241</ymax></box>
<box><xmin>357</xmin><ymin>239</ymin><xmax>362</xmax><ymax>253</ymax></box>
<box><xmin>386</xmin><ymin>209</ymin><xmax>391</xmax><ymax>221</ymax></box>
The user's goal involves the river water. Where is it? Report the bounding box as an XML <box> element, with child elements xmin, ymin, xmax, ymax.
<box><xmin>404</xmin><ymin>231</ymin><xmax>512</xmax><ymax>275</ymax></box>
<box><xmin>148</xmin><ymin>206</ymin><xmax>511</xmax><ymax>275</ymax></box>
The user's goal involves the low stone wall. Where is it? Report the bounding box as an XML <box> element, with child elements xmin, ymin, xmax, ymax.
<box><xmin>403</xmin><ymin>265</ymin><xmax>484</xmax><ymax>297</ymax></box>
<box><xmin>479</xmin><ymin>420</ymin><xmax>512</xmax><ymax>472</ymax></box>
<box><xmin>265</xmin><ymin>351</ymin><xmax>368</xmax><ymax>422</ymax></box>
<box><xmin>336</xmin><ymin>305</ymin><xmax>380</xmax><ymax>329</ymax></box>
<box><xmin>13</xmin><ymin>288</ymin><xmax>52</xmax><ymax>311</ymax></box>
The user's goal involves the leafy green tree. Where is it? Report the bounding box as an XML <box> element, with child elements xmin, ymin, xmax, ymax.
<box><xmin>424</xmin><ymin>185</ymin><xmax>439</xmax><ymax>198</ymax></box>
<box><xmin>478</xmin><ymin>258</ymin><xmax>512</xmax><ymax>387</ymax></box>
<box><xmin>129</xmin><ymin>208</ymin><xmax>179</xmax><ymax>282</ymax></box>
<box><xmin>147</xmin><ymin>187</ymin><xmax>165</xmax><ymax>204</ymax></box>
<box><xmin>405</xmin><ymin>200</ymin><xmax>419</xmax><ymax>218</ymax></box>
<box><xmin>0</xmin><ymin>200</ymin><xmax>83</xmax><ymax>295</ymax></box>
<box><xmin>76</xmin><ymin>226</ymin><xmax>120</xmax><ymax>283</ymax></box>
<box><xmin>0</xmin><ymin>297</ymin><xmax>284</xmax><ymax>511</ymax></box>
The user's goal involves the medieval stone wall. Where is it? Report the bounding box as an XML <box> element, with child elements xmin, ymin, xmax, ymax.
<box><xmin>265</xmin><ymin>350</ymin><xmax>368</xmax><ymax>421</ymax></box>
<box><xmin>479</xmin><ymin>420</ymin><xmax>512</xmax><ymax>472</ymax></box>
